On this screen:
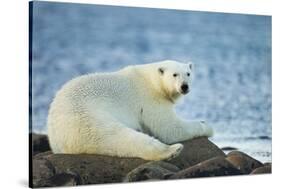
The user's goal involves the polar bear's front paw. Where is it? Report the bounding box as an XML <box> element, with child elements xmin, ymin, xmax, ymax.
<box><xmin>164</xmin><ymin>143</ymin><xmax>184</xmax><ymax>160</ymax></box>
<box><xmin>199</xmin><ymin>121</ymin><xmax>214</xmax><ymax>137</ymax></box>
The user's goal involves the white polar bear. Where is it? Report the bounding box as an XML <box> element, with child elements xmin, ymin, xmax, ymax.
<box><xmin>47</xmin><ymin>60</ymin><xmax>213</xmax><ymax>161</ymax></box>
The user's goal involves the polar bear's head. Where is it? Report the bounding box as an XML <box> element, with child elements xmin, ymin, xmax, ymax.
<box><xmin>157</xmin><ymin>60</ymin><xmax>193</xmax><ymax>102</ymax></box>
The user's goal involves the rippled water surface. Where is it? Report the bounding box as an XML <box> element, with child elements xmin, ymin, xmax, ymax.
<box><xmin>31</xmin><ymin>2</ymin><xmax>272</xmax><ymax>162</ymax></box>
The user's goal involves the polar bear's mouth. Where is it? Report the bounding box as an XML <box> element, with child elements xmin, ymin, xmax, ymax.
<box><xmin>181</xmin><ymin>90</ymin><xmax>189</xmax><ymax>95</ymax></box>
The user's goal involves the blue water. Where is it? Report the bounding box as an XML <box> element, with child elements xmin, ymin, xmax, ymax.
<box><xmin>31</xmin><ymin>1</ymin><xmax>272</xmax><ymax>162</ymax></box>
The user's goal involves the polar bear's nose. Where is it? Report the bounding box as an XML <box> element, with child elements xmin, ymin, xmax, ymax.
<box><xmin>181</xmin><ymin>84</ymin><xmax>189</xmax><ymax>94</ymax></box>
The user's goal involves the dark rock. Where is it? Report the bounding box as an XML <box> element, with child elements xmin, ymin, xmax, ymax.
<box><xmin>167</xmin><ymin>137</ymin><xmax>225</xmax><ymax>169</ymax></box>
<box><xmin>221</xmin><ymin>147</ymin><xmax>238</xmax><ymax>151</ymax></box>
<box><xmin>31</xmin><ymin>133</ymin><xmax>51</xmax><ymax>155</ymax></box>
<box><xmin>43</xmin><ymin>153</ymin><xmax>147</xmax><ymax>185</ymax></box>
<box><xmin>32</xmin><ymin>156</ymin><xmax>56</xmax><ymax>187</ymax></box>
<box><xmin>34</xmin><ymin>150</ymin><xmax>53</xmax><ymax>158</ymax></box>
<box><xmin>30</xmin><ymin>135</ymin><xmax>235</xmax><ymax>187</ymax></box>
<box><xmin>34</xmin><ymin>172</ymin><xmax>81</xmax><ymax>187</ymax></box>
<box><xmin>258</xmin><ymin>136</ymin><xmax>271</xmax><ymax>140</ymax></box>
<box><xmin>46</xmin><ymin>172</ymin><xmax>81</xmax><ymax>186</ymax></box>
<box><xmin>250</xmin><ymin>164</ymin><xmax>271</xmax><ymax>175</ymax></box>
<box><xmin>124</xmin><ymin>161</ymin><xmax>180</xmax><ymax>182</ymax></box>
<box><xmin>170</xmin><ymin>156</ymin><xmax>241</xmax><ymax>179</ymax></box>
<box><xmin>226</xmin><ymin>151</ymin><xmax>263</xmax><ymax>174</ymax></box>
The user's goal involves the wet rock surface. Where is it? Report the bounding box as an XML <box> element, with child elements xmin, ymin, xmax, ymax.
<box><xmin>32</xmin><ymin>157</ymin><xmax>56</xmax><ymax>187</ymax></box>
<box><xmin>124</xmin><ymin>161</ymin><xmax>180</xmax><ymax>182</ymax></box>
<box><xmin>250</xmin><ymin>163</ymin><xmax>272</xmax><ymax>175</ymax></box>
<box><xmin>170</xmin><ymin>156</ymin><xmax>241</xmax><ymax>179</ymax></box>
<box><xmin>32</xmin><ymin>151</ymin><xmax>147</xmax><ymax>187</ymax></box>
<box><xmin>167</xmin><ymin>137</ymin><xmax>225</xmax><ymax>169</ymax></box>
<box><xmin>226</xmin><ymin>151</ymin><xmax>263</xmax><ymax>174</ymax></box>
<box><xmin>31</xmin><ymin>133</ymin><xmax>271</xmax><ymax>187</ymax></box>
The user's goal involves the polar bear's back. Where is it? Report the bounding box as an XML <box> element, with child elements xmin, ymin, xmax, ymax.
<box><xmin>60</xmin><ymin>73</ymin><xmax>132</xmax><ymax>99</ymax></box>
<box><xmin>47</xmin><ymin>72</ymin><xmax>140</xmax><ymax>153</ymax></box>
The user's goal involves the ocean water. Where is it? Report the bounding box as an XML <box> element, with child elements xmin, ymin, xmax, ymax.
<box><xmin>30</xmin><ymin>2</ymin><xmax>272</xmax><ymax>162</ymax></box>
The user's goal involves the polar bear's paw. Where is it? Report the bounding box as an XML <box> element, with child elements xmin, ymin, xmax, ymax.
<box><xmin>163</xmin><ymin>143</ymin><xmax>184</xmax><ymax>160</ymax></box>
<box><xmin>199</xmin><ymin>121</ymin><xmax>214</xmax><ymax>137</ymax></box>
<box><xmin>146</xmin><ymin>143</ymin><xmax>183</xmax><ymax>161</ymax></box>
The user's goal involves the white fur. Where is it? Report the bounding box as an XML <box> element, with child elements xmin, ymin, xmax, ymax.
<box><xmin>47</xmin><ymin>60</ymin><xmax>213</xmax><ymax>161</ymax></box>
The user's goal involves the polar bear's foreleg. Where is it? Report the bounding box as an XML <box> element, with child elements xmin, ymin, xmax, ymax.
<box><xmin>145</xmin><ymin>109</ymin><xmax>213</xmax><ymax>144</ymax></box>
<box><xmin>159</xmin><ymin>120</ymin><xmax>213</xmax><ymax>144</ymax></box>
<box><xmin>84</xmin><ymin>120</ymin><xmax>183</xmax><ymax>161</ymax></box>
<box><xmin>183</xmin><ymin>120</ymin><xmax>214</xmax><ymax>138</ymax></box>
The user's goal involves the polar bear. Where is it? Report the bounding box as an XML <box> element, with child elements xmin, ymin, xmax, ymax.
<box><xmin>47</xmin><ymin>60</ymin><xmax>213</xmax><ymax>161</ymax></box>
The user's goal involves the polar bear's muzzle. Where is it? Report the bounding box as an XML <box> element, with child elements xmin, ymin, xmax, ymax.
<box><xmin>180</xmin><ymin>83</ymin><xmax>189</xmax><ymax>94</ymax></box>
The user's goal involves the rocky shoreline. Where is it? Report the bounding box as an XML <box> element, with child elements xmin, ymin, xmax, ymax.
<box><xmin>31</xmin><ymin>133</ymin><xmax>271</xmax><ymax>188</ymax></box>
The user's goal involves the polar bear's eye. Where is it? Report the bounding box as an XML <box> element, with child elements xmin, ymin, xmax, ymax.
<box><xmin>187</xmin><ymin>73</ymin><xmax>190</xmax><ymax>77</ymax></box>
<box><xmin>158</xmin><ymin>68</ymin><xmax>164</xmax><ymax>75</ymax></box>
<box><xmin>173</xmin><ymin>73</ymin><xmax>178</xmax><ymax>77</ymax></box>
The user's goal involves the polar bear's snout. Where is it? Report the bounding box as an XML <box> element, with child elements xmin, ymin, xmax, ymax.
<box><xmin>180</xmin><ymin>83</ymin><xmax>189</xmax><ymax>94</ymax></box>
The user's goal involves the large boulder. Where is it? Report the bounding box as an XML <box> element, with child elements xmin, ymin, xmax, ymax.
<box><xmin>170</xmin><ymin>156</ymin><xmax>241</xmax><ymax>179</ymax></box>
<box><xmin>32</xmin><ymin>152</ymin><xmax>147</xmax><ymax>187</ymax></box>
<box><xmin>124</xmin><ymin>161</ymin><xmax>180</xmax><ymax>182</ymax></box>
<box><xmin>32</xmin><ymin>156</ymin><xmax>56</xmax><ymax>187</ymax></box>
<box><xmin>167</xmin><ymin>137</ymin><xmax>225</xmax><ymax>169</ymax></box>
<box><xmin>226</xmin><ymin>151</ymin><xmax>263</xmax><ymax>174</ymax></box>
<box><xmin>31</xmin><ymin>133</ymin><xmax>51</xmax><ymax>155</ymax></box>
<box><xmin>250</xmin><ymin>164</ymin><xmax>272</xmax><ymax>175</ymax></box>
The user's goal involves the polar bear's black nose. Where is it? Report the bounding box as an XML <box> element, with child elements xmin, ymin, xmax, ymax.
<box><xmin>181</xmin><ymin>84</ymin><xmax>189</xmax><ymax>94</ymax></box>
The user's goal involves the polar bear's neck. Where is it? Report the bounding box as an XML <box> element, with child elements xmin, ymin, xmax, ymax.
<box><xmin>123</xmin><ymin>65</ymin><xmax>178</xmax><ymax>104</ymax></box>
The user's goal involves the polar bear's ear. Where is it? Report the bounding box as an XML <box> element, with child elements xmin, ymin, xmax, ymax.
<box><xmin>158</xmin><ymin>67</ymin><xmax>165</xmax><ymax>75</ymax></box>
<box><xmin>188</xmin><ymin>62</ymin><xmax>193</xmax><ymax>70</ymax></box>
